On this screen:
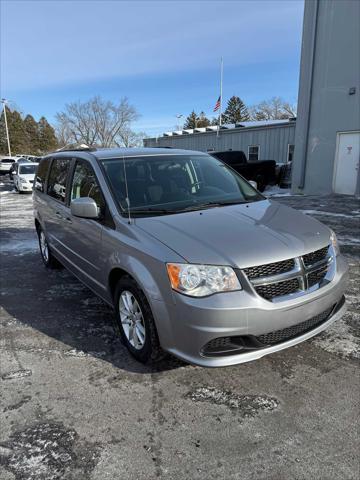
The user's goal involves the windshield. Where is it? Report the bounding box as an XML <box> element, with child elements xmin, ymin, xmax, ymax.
<box><xmin>102</xmin><ymin>154</ymin><xmax>264</xmax><ymax>215</ymax></box>
<box><xmin>19</xmin><ymin>164</ymin><xmax>37</xmax><ymax>175</ymax></box>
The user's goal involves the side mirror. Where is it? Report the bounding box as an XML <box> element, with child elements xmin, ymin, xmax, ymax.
<box><xmin>249</xmin><ymin>180</ymin><xmax>258</xmax><ymax>190</ymax></box>
<box><xmin>70</xmin><ymin>197</ymin><xmax>99</xmax><ymax>219</ymax></box>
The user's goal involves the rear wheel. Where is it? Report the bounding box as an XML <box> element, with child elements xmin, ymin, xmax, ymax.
<box><xmin>37</xmin><ymin>226</ymin><xmax>61</xmax><ymax>269</ymax></box>
<box><xmin>114</xmin><ymin>276</ymin><xmax>165</xmax><ymax>364</ymax></box>
<box><xmin>255</xmin><ymin>174</ymin><xmax>266</xmax><ymax>192</ymax></box>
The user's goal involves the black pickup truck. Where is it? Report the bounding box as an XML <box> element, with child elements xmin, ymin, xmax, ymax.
<box><xmin>210</xmin><ymin>150</ymin><xmax>276</xmax><ymax>192</ymax></box>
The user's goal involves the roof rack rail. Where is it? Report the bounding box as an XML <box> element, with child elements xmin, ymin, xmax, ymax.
<box><xmin>56</xmin><ymin>143</ymin><xmax>97</xmax><ymax>152</ymax></box>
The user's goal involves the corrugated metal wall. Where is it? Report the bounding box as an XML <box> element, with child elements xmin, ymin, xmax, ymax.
<box><xmin>144</xmin><ymin>124</ymin><xmax>296</xmax><ymax>163</ymax></box>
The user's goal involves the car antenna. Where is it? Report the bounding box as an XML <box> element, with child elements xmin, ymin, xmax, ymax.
<box><xmin>122</xmin><ymin>154</ymin><xmax>132</xmax><ymax>225</ymax></box>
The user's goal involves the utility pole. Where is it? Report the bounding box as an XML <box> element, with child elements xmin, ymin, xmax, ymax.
<box><xmin>1</xmin><ymin>99</ymin><xmax>11</xmax><ymax>156</ymax></box>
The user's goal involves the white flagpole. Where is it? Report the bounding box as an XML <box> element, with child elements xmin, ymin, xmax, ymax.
<box><xmin>217</xmin><ymin>57</ymin><xmax>223</xmax><ymax>137</ymax></box>
<box><xmin>219</xmin><ymin>57</ymin><xmax>223</xmax><ymax>127</ymax></box>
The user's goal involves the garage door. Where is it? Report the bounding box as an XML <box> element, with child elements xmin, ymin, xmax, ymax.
<box><xmin>333</xmin><ymin>131</ymin><xmax>360</xmax><ymax>195</ymax></box>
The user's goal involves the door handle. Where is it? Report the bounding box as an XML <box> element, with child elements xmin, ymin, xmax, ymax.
<box><xmin>65</xmin><ymin>217</ymin><xmax>72</xmax><ymax>224</ymax></box>
<box><xmin>55</xmin><ymin>211</ymin><xmax>63</xmax><ymax>219</ymax></box>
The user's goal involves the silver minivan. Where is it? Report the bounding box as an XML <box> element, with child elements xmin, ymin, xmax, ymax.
<box><xmin>33</xmin><ymin>148</ymin><xmax>348</xmax><ymax>367</ymax></box>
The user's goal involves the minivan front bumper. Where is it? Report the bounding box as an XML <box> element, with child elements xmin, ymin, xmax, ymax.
<box><xmin>153</xmin><ymin>254</ymin><xmax>348</xmax><ymax>367</ymax></box>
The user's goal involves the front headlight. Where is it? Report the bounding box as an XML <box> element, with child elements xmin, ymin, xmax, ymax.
<box><xmin>166</xmin><ymin>263</ymin><xmax>241</xmax><ymax>297</ymax></box>
<box><xmin>330</xmin><ymin>230</ymin><xmax>340</xmax><ymax>255</ymax></box>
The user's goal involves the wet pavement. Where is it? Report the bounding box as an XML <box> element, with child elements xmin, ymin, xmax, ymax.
<box><xmin>0</xmin><ymin>176</ymin><xmax>359</xmax><ymax>480</ymax></box>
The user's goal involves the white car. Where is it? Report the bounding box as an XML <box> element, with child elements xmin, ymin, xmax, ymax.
<box><xmin>0</xmin><ymin>157</ymin><xmax>18</xmax><ymax>173</ymax></box>
<box><xmin>13</xmin><ymin>162</ymin><xmax>38</xmax><ymax>193</ymax></box>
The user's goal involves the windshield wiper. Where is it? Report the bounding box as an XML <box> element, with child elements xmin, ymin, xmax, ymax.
<box><xmin>125</xmin><ymin>208</ymin><xmax>181</xmax><ymax>216</ymax></box>
<box><xmin>180</xmin><ymin>200</ymin><xmax>247</xmax><ymax>212</ymax></box>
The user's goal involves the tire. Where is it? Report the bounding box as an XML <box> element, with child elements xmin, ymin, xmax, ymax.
<box><xmin>37</xmin><ymin>226</ymin><xmax>61</xmax><ymax>269</ymax></box>
<box><xmin>255</xmin><ymin>174</ymin><xmax>266</xmax><ymax>192</ymax></box>
<box><xmin>114</xmin><ymin>276</ymin><xmax>165</xmax><ymax>364</ymax></box>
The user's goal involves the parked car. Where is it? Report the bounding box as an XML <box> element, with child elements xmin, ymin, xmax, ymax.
<box><xmin>209</xmin><ymin>150</ymin><xmax>276</xmax><ymax>191</ymax></box>
<box><xmin>0</xmin><ymin>156</ymin><xmax>18</xmax><ymax>174</ymax></box>
<box><xmin>9</xmin><ymin>158</ymin><xmax>33</xmax><ymax>179</ymax></box>
<box><xmin>33</xmin><ymin>148</ymin><xmax>348</xmax><ymax>367</ymax></box>
<box><xmin>13</xmin><ymin>162</ymin><xmax>38</xmax><ymax>193</ymax></box>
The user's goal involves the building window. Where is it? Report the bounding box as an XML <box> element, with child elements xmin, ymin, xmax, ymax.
<box><xmin>287</xmin><ymin>144</ymin><xmax>295</xmax><ymax>163</ymax></box>
<box><xmin>248</xmin><ymin>145</ymin><xmax>260</xmax><ymax>162</ymax></box>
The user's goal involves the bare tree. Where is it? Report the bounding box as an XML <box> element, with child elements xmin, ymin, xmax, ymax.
<box><xmin>116</xmin><ymin>129</ymin><xmax>147</xmax><ymax>148</ymax></box>
<box><xmin>55</xmin><ymin>96</ymin><xmax>140</xmax><ymax>148</ymax></box>
<box><xmin>250</xmin><ymin>97</ymin><xmax>297</xmax><ymax>121</ymax></box>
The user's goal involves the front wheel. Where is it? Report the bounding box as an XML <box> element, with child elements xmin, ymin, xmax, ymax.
<box><xmin>37</xmin><ymin>227</ymin><xmax>61</xmax><ymax>269</ymax></box>
<box><xmin>114</xmin><ymin>276</ymin><xmax>165</xmax><ymax>364</ymax></box>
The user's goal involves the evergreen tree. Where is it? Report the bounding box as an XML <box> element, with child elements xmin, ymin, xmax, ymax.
<box><xmin>210</xmin><ymin>114</ymin><xmax>225</xmax><ymax>126</ymax></box>
<box><xmin>197</xmin><ymin>111</ymin><xmax>210</xmax><ymax>128</ymax></box>
<box><xmin>183</xmin><ymin>110</ymin><xmax>210</xmax><ymax>129</ymax></box>
<box><xmin>23</xmin><ymin>114</ymin><xmax>39</xmax><ymax>153</ymax></box>
<box><xmin>222</xmin><ymin>96</ymin><xmax>250</xmax><ymax>124</ymax></box>
<box><xmin>0</xmin><ymin>108</ymin><xmax>9</xmax><ymax>155</ymax></box>
<box><xmin>7</xmin><ymin>110</ymin><xmax>27</xmax><ymax>154</ymax></box>
<box><xmin>38</xmin><ymin>117</ymin><xmax>58</xmax><ymax>153</ymax></box>
<box><xmin>183</xmin><ymin>111</ymin><xmax>198</xmax><ymax>129</ymax></box>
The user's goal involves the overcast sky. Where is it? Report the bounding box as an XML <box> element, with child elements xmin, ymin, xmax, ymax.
<box><xmin>1</xmin><ymin>0</ymin><xmax>304</xmax><ymax>136</ymax></box>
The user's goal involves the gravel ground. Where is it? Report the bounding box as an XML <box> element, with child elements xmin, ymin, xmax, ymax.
<box><xmin>0</xmin><ymin>176</ymin><xmax>359</xmax><ymax>480</ymax></box>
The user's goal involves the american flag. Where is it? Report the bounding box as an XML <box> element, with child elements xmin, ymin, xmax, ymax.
<box><xmin>213</xmin><ymin>95</ymin><xmax>221</xmax><ymax>112</ymax></box>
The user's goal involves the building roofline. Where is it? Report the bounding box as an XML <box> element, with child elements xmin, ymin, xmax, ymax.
<box><xmin>146</xmin><ymin>119</ymin><xmax>296</xmax><ymax>141</ymax></box>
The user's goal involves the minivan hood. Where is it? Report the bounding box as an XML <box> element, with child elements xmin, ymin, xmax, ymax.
<box><xmin>136</xmin><ymin>200</ymin><xmax>331</xmax><ymax>268</ymax></box>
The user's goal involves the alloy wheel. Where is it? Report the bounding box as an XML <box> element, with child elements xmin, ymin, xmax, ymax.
<box><xmin>40</xmin><ymin>231</ymin><xmax>49</xmax><ymax>263</ymax></box>
<box><xmin>119</xmin><ymin>290</ymin><xmax>146</xmax><ymax>350</ymax></box>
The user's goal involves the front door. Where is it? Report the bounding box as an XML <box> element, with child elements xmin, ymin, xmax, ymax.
<box><xmin>64</xmin><ymin>159</ymin><xmax>107</xmax><ymax>295</ymax></box>
<box><xmin>333</xmin><ymin>131</ymin><xmax>360</xmax><ymax>195</ymax></box>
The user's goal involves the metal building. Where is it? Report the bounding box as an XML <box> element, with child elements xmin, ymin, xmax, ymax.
<box><xmin>144</xmin><ymin>119</ymin><xmax>296</xmax><ymax>164</ymax></box>
<box><xmin>292</xmin><ymin>0</ymin><xmax>360</xmax><ymax>196</ymax></box>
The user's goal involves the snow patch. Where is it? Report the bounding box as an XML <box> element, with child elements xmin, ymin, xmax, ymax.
<box><xmin>64</xmin><ymin>348</ymin><xmax>106</xmax><ymax>358</ymax></box>
<box><xmin>2</xmin><ymin>369</ymin><xmax>32</xmax><ymax>380</ymax></box>
<box><xmin>313</xmin><ymin>314</ymin><xmax>359</xmax><ymax>360</ymax></box>
<box><xmin>337</xmin><ymin>236</ymin><xmax>360</xmax><ymax>246</ymax></box>
<box><xmin>188</xmin><ymin>386</ymin><xmax>279</xmax><ymax>415</ymax></box>
<box><xmin>264</xmin><ymin>186</ymin><xmax>292</xmax><ymax>197</ymax></box>
<box><xmin>0</xmin><ymin>238</ymin><xmax>38</xmax><ymax>254</ymax></box>
<box><xmin>0</xmin><ymin>189</ymin><xmax>16</xmax><ymax>195</ymax></box>
<box><xmin>301</xmin><ymin>209</ymin><xmax>360</xmax><ymax>219</ymax></box>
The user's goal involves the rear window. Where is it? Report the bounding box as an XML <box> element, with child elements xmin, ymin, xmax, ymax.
<box><xmin>47</xmin><ymin>158</ymin><xmax>71</xmax><ymax>202</ymax></box>
<box><xmin>35</xmin><ymin>158</ymin><xmax>51</xmax><ymax>193</ymax></box>
<box><xmin>1</xmin><ymin>159</ymin><xmax>15</xmax><ymax>163</ymax></box>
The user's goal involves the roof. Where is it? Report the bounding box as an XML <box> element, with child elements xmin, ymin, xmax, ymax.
<box><xmin>93</xmin><ymin>147</ymin><xmax>208</xmax><ymax>160</ymax></box>
<box><xmin>147</xmin><ymin>118</ymin><xmax>296</xmax><ymax>140</ymax></box>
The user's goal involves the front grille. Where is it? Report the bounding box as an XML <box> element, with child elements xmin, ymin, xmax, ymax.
<box><xmin>255</xmin><ymin>278</ymin><xmax>300</xmax><ymax>300</ymax></box>
<box><xmin>256</xmin><ymin>305</ymin><xmax>334</xmax><ymax>345</ymax></box>
<box><xmin>244</xmin><ymin>258</ymin><xmax>295</xmax><ymax>280</ymax></box>
<box><xmin>303</xmin><ymin>246</ymin><xmax>329</xmax><ymax>267</ymax></box>
<box><xmin>308</xmin><ymin>267</ymin><xmax>328</xmax><ymax>288</ymax></box>
<box><xmin>243</xmin><ymin>244</ymin><xmax>331</xmax><ymax>302</ymax></box>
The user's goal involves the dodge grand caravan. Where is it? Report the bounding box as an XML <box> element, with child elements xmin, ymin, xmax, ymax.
<box><xmin>33</xmin><ymin>148</ymin><xmax>348</xmax><ymax>367</ymax></box>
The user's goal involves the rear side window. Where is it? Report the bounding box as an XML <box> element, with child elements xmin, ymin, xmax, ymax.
<box><xmin>35</xmin><ymin>158</ymin><xmax>51</xmax><ymax>192</ymax></box>
<box><xmin>47</xmin><ymin>158</ymin><xmax>71</xmax><ymax>202</ymax></box>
